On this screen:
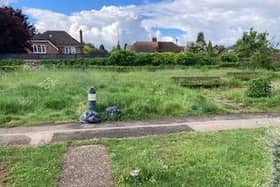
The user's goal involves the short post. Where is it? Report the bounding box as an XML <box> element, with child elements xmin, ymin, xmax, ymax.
<box><xmin>88</xmin><ymin>87</ymin><xmax>96</xmax><ymax>111</ymax></box>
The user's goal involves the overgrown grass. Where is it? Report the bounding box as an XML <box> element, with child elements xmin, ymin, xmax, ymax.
<box><xmin>0</xmin><ymin>66</ymin><xmax>280</xmax><ymax>127</ymax></box>
<box><xmin>0</xmin><ymin>129</ymin><xmax>270</xmax><ymax>186</ymax></box>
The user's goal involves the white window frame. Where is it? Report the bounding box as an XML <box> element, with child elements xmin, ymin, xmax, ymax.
<box><xmin>64</xmin><ymin>46</ymin><xmax>76</xmax><ymax>54</ymax></box>
<box><xmin>32</xmin><ymin>45</ymin><xmax>47</xmax><ymax>54</ymax></box>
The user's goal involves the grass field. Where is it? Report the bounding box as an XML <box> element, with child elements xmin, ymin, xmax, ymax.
<box><xmin>1</xmin><ymin>66</ymin><xmax>280</xmax><ymax>127</ymax></box>
<box><xmin>0</xmin><ymin>129</ymin><xmax>271</xmax><ymax>186</ymax></box>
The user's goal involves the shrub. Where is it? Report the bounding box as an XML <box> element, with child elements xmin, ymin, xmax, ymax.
<box><xmin>135</xmin><ymin>53</ymin><xmax>153</xmax><ymax>65</ymax></box>
<box><xmin>250</xmin><ymin>49</ymin><xmax>273</xmax><ymax>69</ymax></box>
<box><xmin>246</xmin><ymin>78</ymin><xmax>272</xmax><ymax>98</ymax></box>
<box><xmin>175</xmin><ymin>52</ymin><xmax>197</xmax><ymax>65</ymax></box>
<box><xmin>0</xmin><ymin>60</ymin><xmax>23</xmax><ymax>66</ymax></box>
<box><xmin>195</xmin><ymin>53</ymin><xmax>217</xmax><ymax>65</ymax></box>
<box><xmin>151</xmin><ymin>53</ymin><xmax>176</xmax><ymax>66</ymax></box>
<box><xmin>221</xmin><ymin>53</ymin><xmax>239</xmax><ymax>63</ymax></box>
<box><xmin>108</xmin><ymin>50</ymin><xmax>136</xmax><ymax>66</ymax></box>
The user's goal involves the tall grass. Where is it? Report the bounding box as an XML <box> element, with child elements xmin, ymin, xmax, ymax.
<box><xmin>0</xmin><ymin>67</ymin><xmax>279</xmax><ymax>127</ymax></box>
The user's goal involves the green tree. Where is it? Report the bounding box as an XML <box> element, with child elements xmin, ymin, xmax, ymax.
<box><xmin>99</xmin><ymin>44</ymin><xmax>109</xmax><ymax>56</ymax></box>
<box><xmin>82</xmin><ymin>43</ymin><xmax>96</xmax><ymax>54</ymax></box>
<box><xmin>235</xmin><ymin>28</ymin><xmax>272</xmax><ymax>58</ymax></box>
<box><xmin>207</xmin><ymin>41</ymin><xmax>213</xmax><ymax>56</ymax></box>
<box><xmin>196</xmin><ymin>32</ymin><xmax>206</xmax><ymax>46</ymax></box>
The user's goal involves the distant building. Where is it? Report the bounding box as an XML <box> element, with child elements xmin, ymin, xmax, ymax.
<box><xmin>128</xmin><ymin>37</ymin><xmax>184</xmax><ymax>53</ymax></box>
<box><xmin>30</xmin><ymin>30</ymin><xmax>83</xmax><ymax>55</ymax></box>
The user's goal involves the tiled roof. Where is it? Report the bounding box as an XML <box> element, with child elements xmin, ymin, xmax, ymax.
<box><xmin>129</xmin><ymin>41</ymin><xmax>183</xmax><ymax>53</ymax></box>
<box><xmin>158</xmin><ymin>42</ymin><xmax>184</xmax><ymax>52</ymax></box>
<box><xmin>129</xmin><ymin>42</ymin><xmax>158</xmax><ymax>53</ymax></box>
<box><xmin>32</xmin><ymin>31</ymin><xmax>81</xmax><ymax>47</ymax></box>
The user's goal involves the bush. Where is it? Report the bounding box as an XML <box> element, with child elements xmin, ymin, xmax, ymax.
<box><xmin>250</xmin><ymin>49</ymin><xmax>273</xmax><ymax>69</ymax></box>
<box><xmin>221</xmin><ymin>53</ymin><xmax>239</xmax><ymax>63</ymax></box>
<box><xmin>150</xmin><ymin>53</ymin><xmax>175</xmax><ymax>66</ymax></box>
<box><xmin>135</xmin><ymin>53</ymin><xmax>154</xmax><ymax>66</ymax></box>
<box><xmin>0</xmin><ymin>60</ymin><xmax>23</xmax><ymax>66</ymax></box>
<box><xmin>108</xmin><ymin>50</ymin><xmax>136</xmax><ymax>66</ymax></box>
<box><xmin>175</xmin><ymin>52</ymin><xmax>197</xmax><ymax>65</ymax></box>
<box><xmin>195</xmin><ymin>53</ymin><xmax>218</xmax><ymax>65</ymax></box>
<box><xmin>246</xmin><ymin>78</ymin><xmax>272</xmax><ymax>98</ymax></box>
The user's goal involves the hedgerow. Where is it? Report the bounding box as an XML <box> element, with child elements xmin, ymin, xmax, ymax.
<box><xmin>0</xmin><ymin>51</ymin><xmax>221</xmax><ymax>67</ymax></box>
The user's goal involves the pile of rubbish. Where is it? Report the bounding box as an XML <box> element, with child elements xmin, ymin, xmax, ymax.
<box><xmin>80</xmin><ymin>106</ymin><xmax>122</xmax><ymax>124</ymax></box>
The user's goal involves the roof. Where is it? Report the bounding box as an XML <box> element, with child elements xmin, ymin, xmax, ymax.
<box><xmin>32</xmin><ymin>31</ymin><xmax>81</xmax><ymax>47</ymax></box>
<box><xmin>129</xmin><ymin>42</ymin><xmax>158</xmax><ymax>53</ymax></box>
<box><xmin>129</xmin><ymin>41</ymin><xmax>183</xmax><ymax>53</ymax></box>
<box><xmin>158</xmin><ymin>42</ymin><xmax>184</xmax><ymax>52</ymax></box>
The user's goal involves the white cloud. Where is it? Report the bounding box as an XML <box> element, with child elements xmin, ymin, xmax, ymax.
<box><xmin>24</xmin><ymin>0</ymin><xmax>280</xmax><ymax>49</ymax></box>
<box><xmin>0</xmin><ymin>0</ymin><xmax>14</xmax><ymax>6</ymax></box>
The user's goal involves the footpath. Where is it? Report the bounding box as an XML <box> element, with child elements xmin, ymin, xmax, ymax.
<box><xmin>1</xmin><ymin>113</ymin><xmax>280</xmax><ymax>146</ymax></box>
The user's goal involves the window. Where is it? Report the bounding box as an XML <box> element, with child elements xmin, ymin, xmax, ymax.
<box><xmin>64</xmin><ymin>46</ymin><xmax>76</xmax><ymax>54</ymax></box>
<box><xmin>32</xmin><ymin>45</ymin><xmax>47</xmax><ymax>54</ymax></box>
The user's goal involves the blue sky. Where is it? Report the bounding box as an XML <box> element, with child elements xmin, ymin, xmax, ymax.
<box><xmin>3</xmin><ymin>0</ymin><xmax>279</xmax><ymax>49</ymax></box>
<box><xmin>11</xmin><ymin>0</ymin><xmax>162</xmax><ymax>14</ymax></box>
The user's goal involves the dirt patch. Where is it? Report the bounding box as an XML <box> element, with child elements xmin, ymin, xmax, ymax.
<box><xmin>0</xmin><ymin>162</ymin><xmax>8</xmax><ymax>186</ymax></box>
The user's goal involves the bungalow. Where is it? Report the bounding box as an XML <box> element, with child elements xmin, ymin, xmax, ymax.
<box><xmin>128</xmin><ymin>37</ymin><xmax>184</xmax><ymax>53</ymax></box>
<box><xmin>30</xmin><ymin>30</ymin><xmax>83</xmax><ymax>55</ymax></box>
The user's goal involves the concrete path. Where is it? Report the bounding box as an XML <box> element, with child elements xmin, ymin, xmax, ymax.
<box><xmin>59</xmin><ymin>145</ymin><xmax>114</xmax><ymax>187</ymax></box>
<box><xmin>1</xmin><ymin>113</ymin><xmax>280</xmax><ymax>145</ymax></box>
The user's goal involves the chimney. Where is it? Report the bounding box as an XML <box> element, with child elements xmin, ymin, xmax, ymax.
<box><xmin>152</xmin><ymin>37</ymin><xmax>157</xmax><ymax>42</ymax></box>
<box><xmin>79</xmin><ymin>29</ymin><xmax>84</xmax><ymax>45</ymax></box>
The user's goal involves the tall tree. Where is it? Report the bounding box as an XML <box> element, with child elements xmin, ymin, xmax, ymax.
<box><xmin>207</xmin><ymin>41</ymin><xmax>213</xmax><ymax>56</ymax></box>
<box><xmin>235</xmin><ymin>28</ymin><xmax>272</xmax><ymax>58</ymax></box>
<box><xmin>116</xmin><ymin>40</ymin><xmax>121</xmax><ymax>50</ymax></box>
<box><xmin>0</xmin><ymin>7</ymin><xmax>35</xmax><ymax>53</ymax></box>
<box><xmin>196</xmin><ymin>32</ymin><xmax>206</xmax><ymax>46</ymax></box>
<box><xmin>195</xmin><ymin>32</ymin><xmax>207</xmax><ymax>52</ymax></box>
<box><xmin>99</xmin><ymin>44</ymin><xmax>109</xmax><ymax>56</ymax></box>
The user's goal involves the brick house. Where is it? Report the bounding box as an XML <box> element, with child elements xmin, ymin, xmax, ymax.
<box><xmin>128</xmin><ymin>37</ymin><xmax>184</xmax><ymax>53</ymax></box>
<box><xmin>30</xmin><ymin>30</ymin><xmax>83</xmax><ymax>55</ymax></box>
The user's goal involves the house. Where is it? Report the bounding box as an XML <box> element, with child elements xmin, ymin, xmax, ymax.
<box><xmin>128</xmin><ymin>37</ymin><xmax>184</xmax><ymax>53</ymax></box>
<box><xmin>30</xmin><ymin>30</ymin><xmax>83</xmax><ymax>55</ymax></box>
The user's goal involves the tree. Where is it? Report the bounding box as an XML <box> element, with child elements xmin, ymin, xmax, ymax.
<box><xmin>124</xmin><ymin>43</ymin><xmax>128</xmax><ymax>50</ymax></box>
<box><xmin>196</xmin><ymin>32</ymin><xmax>206</xmax><ymax>46</ymax></box>
<box><xmin>82</xmin><ymin>43</ymin><xmax>96</xmax><ymax>54</ymax></box>
<box><xmin>82</xmin><ymin>43</ymin><xmax>109</xmax><ymax>57</ymax></box>
<box><xmin>207</xmin><ymin>41</ymin><xmax>213</xmax><ymax>56</ymax></box>
<box><xmin>235</xmin><ymin>28</ymin><xmax>272</xmax><ymax>58</ymax></box>
<box><xmin>98</xmin><ymin>44</ymin><xmax>109</xmax><ymax>56</ymax></box>
<box><xmin>0</xmin><ymin>7</ymin><xmax>35</xmax><ymax>53</ymax></box>
<box><xmin>116</xmin><ymin>40</ymin><xmax>121</xmax><ymax>50</ymax></box>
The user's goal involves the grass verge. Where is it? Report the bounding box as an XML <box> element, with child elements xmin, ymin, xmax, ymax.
<box><xmin>0</xmin><ymin>129</ymin><xmax>270</xmax><ymax>186</ymax></box>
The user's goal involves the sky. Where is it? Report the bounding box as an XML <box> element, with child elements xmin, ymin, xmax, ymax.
<box><xmin>1</xmin><ymin>0</ymin><xmax>280</xmax><ymax>49</ymax></box>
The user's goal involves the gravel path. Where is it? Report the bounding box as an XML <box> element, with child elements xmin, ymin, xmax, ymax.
<box><xmin>59</xmin><ymin>145</ymin><xmax>114</xmax><ymax>187</ymax></box>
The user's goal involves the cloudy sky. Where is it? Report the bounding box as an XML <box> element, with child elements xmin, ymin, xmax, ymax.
<box><xmin>1</xmin><ymin>0</ymin><xmax>280</xmax><ymax>49</ymax></box>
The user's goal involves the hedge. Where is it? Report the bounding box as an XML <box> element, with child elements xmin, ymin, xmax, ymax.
<box><xmin>0</xmin><ymin>51</ymin><xmax>220</xmax><ymax>67</ymax></box>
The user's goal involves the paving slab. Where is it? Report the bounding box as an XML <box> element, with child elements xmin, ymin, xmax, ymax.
<box><xmin>0</xmin><ymin>135</ymin><xmax>31</xmax><ymax>146</ymax></box>
<box><xmin>59</xmin><ymin>145</ymin><xmax>114</xmax><ymax>187</ymax></box>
